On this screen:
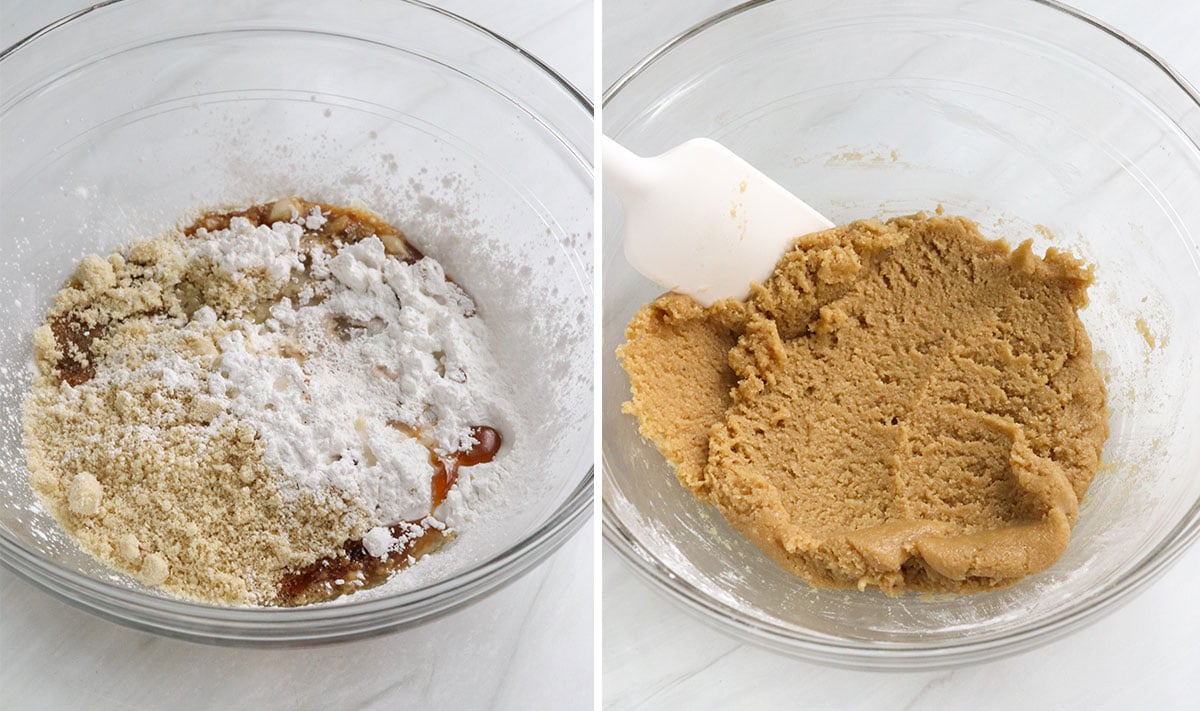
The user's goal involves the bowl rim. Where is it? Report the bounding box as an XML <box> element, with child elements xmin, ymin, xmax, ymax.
<box><xmin>601</xmin><ymin>0</ymin><xmax>1200</xmax><ymax>669</ymax></box>
<box><xmin>2</xmin><ymin>0</ymin><xmax>592</xmax><ymax>111</ymax></box>
<box><xmin>603</xmin><ymin>0</ymin><xmax>1200</xmax><ymax>108</ymax></box>
<box><xmin>0</xmin><ymin>0</ymin><xmax>595</xmax><ymax>645</ymax></box>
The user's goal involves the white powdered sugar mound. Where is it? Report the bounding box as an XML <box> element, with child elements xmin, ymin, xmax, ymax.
<box><xmin>190</xmin><ymin>216</ymin><xmax>305</xmax><ymax>284</ymax></box>
<box><xmin>190</xmin><ymin>216</ymin><xmax>506</xmax><ymax>530</ymax></box>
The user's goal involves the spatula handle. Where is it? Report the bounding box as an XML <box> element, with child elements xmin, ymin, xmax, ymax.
<box><xmin>601</xmin><ymin>135</ymin><xmax>651</xmax><ymax>196</ymax></box>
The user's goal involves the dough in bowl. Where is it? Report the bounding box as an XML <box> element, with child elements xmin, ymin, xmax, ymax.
<box><xmin>618</xmin><ymin>212</ymin><xmax>1108</xmax><ymax>594</ymax></box>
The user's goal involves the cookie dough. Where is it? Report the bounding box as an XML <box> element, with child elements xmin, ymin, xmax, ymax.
<box><xmin>618</xmin><ymin>213</ymin><xmax>1108</xmax><ymax>594</ymax></box>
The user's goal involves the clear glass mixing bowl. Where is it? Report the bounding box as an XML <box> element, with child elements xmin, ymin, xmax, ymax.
<box><xmin>0</xmin><ymin>0</ymin><xmax>593</xmax><ymax>644</ymax></box>
<box><xmin>602</xmin><ymin>0</ymin><xmax>1200</xmax><ymax>669</ymax></box>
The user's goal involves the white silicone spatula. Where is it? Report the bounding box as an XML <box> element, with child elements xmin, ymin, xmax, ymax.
<box><xmin>603</xmin><ymin>136</ymin><xmax>835</xmax><ymax>307</ymax></box>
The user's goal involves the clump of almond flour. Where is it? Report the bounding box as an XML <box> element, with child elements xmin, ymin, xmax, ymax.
<box><xmin>23</xmin><ymin>198</ymin><xmax>509</xmax><ymax>605</ymax></box>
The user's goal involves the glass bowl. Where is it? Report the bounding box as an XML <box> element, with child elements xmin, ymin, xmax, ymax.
<box><xmin>0</xmin><ymin>0</ymin><xmax>592</xmax><ymax>644</ymax></box>
<box><xmin>602</xmin><ymin>0</ymin><xmax>1200</xmax><ymax>670</ymax></box>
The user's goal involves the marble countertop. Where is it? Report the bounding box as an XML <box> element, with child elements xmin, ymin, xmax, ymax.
<box><xmin>0</xmin><ymin>2</ymin><xmax>593</xmax><ymax>710</ymax></box>
<box><xmin>602</xmin><ymin>1</ymin><xmax>1200</xmax><ymax>708</ymax></box>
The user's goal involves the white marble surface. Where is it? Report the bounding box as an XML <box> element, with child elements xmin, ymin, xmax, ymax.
<box><xmin>0</xmin><ymin>2</ymin><xmax>593</xmax><ymax>710</ymax></box>
<box><xmin>602</xmin><ymin>0</ymin><xmax>1200</xmax><ymax>708</ymax></box>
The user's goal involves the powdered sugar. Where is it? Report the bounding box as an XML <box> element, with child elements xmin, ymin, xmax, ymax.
<box><xmin>362</xmin><ymin>520</ymin><xmax>425</xmax><ymax>558</ymax></box>
<box><xmin>191</xmin><ymin>216</ymin><xmax>305</xmax><ymax>285</ymax></box>
<box><xmin>303</xmin><ymin>206</ymin><xmax>327</xmax><ymax>231</ymax></box>
<box><xmin>193</xmin><ymin>217</ymin><xmax>503</xmax><ymax>528</ymax></box>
